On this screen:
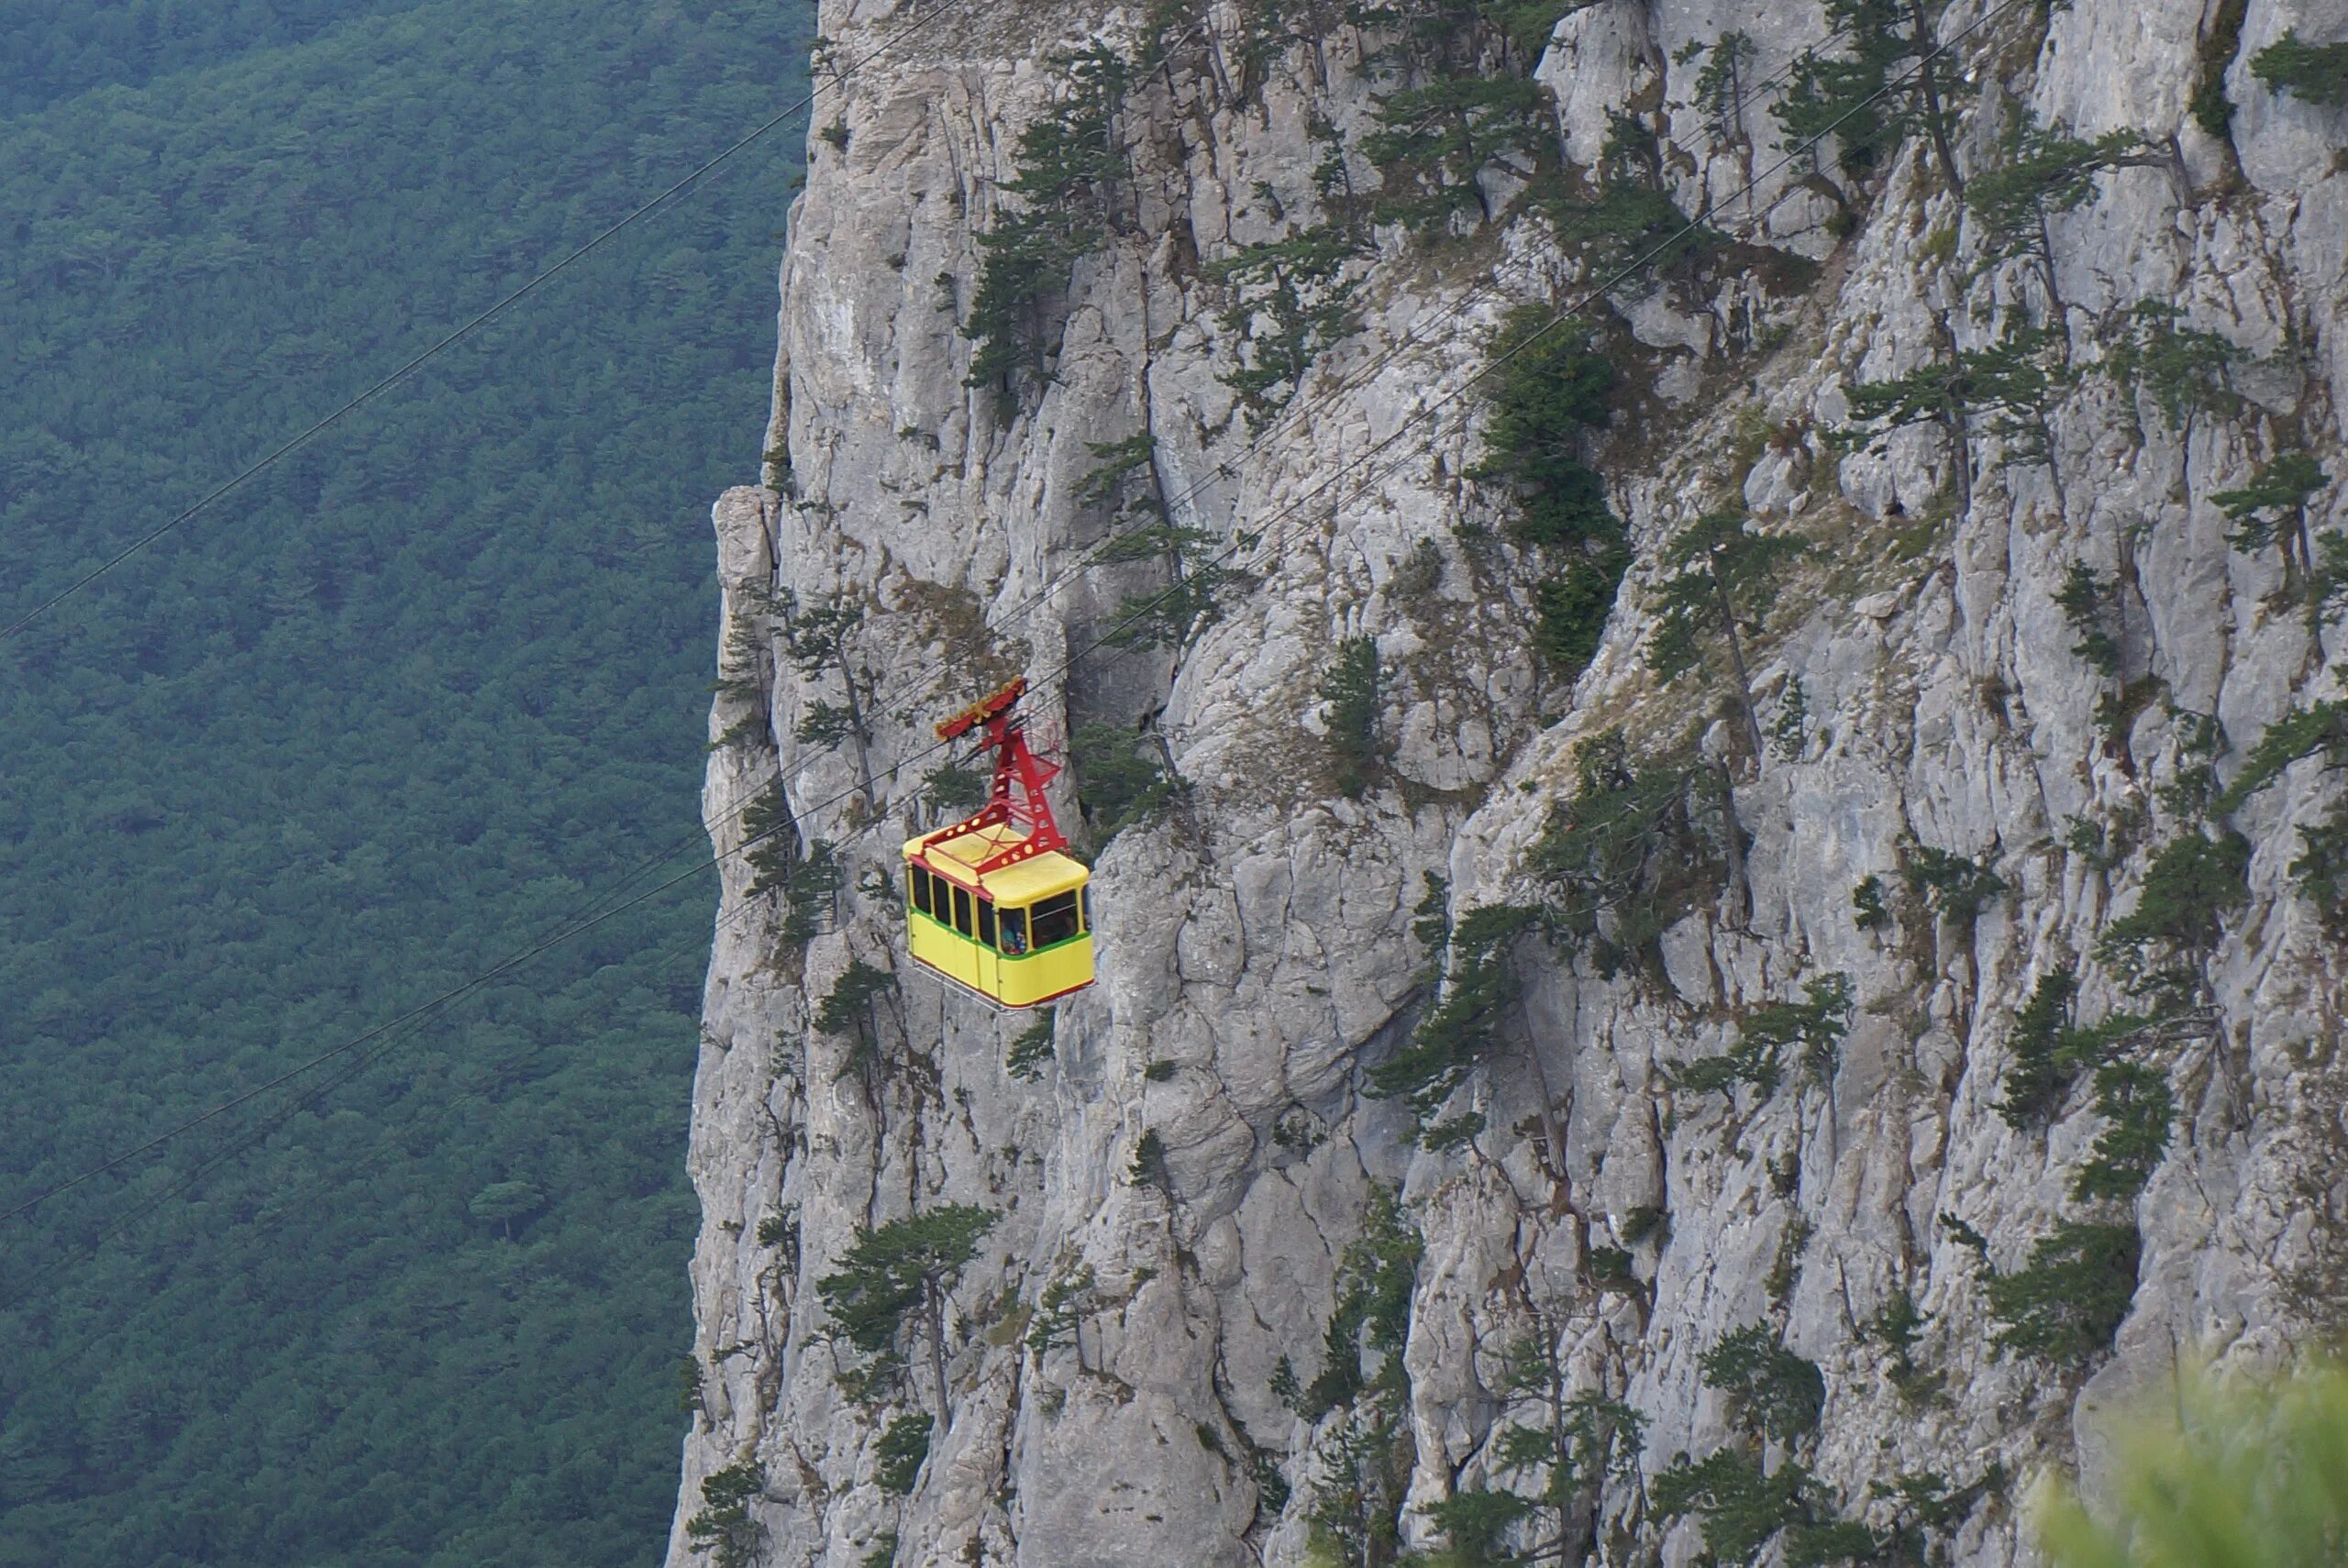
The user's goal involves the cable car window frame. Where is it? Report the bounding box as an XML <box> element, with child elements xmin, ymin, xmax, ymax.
<box><xmin>1028</xmin><ymin>891</ymin><xmax>1081</xmax><ymax>951</ymax></box>
<box><xmin>910</xmin><ymin>867</ymin><xmax>934</xmax><ymax>918</ymax></box>
<box><xmin>950</xmin><ymin>884</ymin><xmax>974</xmax><ymax>937</ymax></box>
<box><xmin>976</xmin><ymin>898</ymin><xmax>998</xmax><ymax>949</ymax></box>
<box><xmin>998</xmin><ymin>906</ymin><xmax>1029</xmax><ymax>955</ymax></box>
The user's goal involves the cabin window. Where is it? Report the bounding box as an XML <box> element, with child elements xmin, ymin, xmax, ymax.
<box><xmin>977</xmin><ymin>898</ymin><xmax>998</xmax><ymax>949</ymax></box>
<box><xmin>951</xmin><ymin>885</ymin><xmax>973</xmax><ymax>937</ymax></box>
<box><xmin>910</xmin><ymin>867</ymin><xmax>933</xmax><ymax>917</ymax></box>
<box><xmin>1030</xmin><ymin>891</ymin><xmax>1080</xmax><ymax>949</ymax></box>
<box><xmin>998</xmin><ymin>907</ymin><xmax>1029</xmax><ymax>955</ymax></box>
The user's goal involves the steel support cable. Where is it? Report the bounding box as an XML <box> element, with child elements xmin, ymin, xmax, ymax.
<box><xmin>0</xmin><ymin>0</ymin><xmax>979</xmax><ymax>648</ymax></box>
<box><xmin>2</xmin><ymin>0</ymin><xmax>2018</xmax><ymax>1234</ymax></box>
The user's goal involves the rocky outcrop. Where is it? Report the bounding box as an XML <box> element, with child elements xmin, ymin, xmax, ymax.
<box><xmin>670</xmin><ymin>2</ymin><xmax>2348</xmax><ymax>1564</ymax></box>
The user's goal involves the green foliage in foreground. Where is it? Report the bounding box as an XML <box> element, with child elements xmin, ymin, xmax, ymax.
<box><xmin>0</xmin><ymin>2</ymin><xmax>813</xmax><ymax>1562</ymax></box>
<box><xmin>2036</xmin><ymin>1360</ymin><xmax>2348</xmax><ymax>1568</ymax></box>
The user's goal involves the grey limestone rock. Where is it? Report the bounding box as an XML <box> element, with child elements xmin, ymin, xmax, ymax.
<box><xmin>670</xmin><ymin>2</ymin><xmax>2348</xmax><ymax>1564</ymax></box>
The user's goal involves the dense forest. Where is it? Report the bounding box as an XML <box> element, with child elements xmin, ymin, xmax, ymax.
<box><xmin>0</xmin><ymin>1</ymin><xmax>812</xmax><ymax>1562</ymax></box>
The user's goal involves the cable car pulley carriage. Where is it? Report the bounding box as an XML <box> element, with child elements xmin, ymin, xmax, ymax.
<box><xmin>902</xmin><ymin>679</ymin><xmax>1094</xmax><ymax>1009</ymax></box>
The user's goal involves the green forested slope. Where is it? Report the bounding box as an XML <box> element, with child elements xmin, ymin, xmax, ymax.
<box><xmin>0</xmin><ymin>3</ymin><xmax>810</xmax><ymax>1562</ymax></box>
<box><xmin>0</xmin><ymin>0</ymin><xmax>425</xmax><ymax>113</ymax></box>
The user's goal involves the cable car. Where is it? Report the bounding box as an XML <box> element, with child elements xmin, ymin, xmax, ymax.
<box><xmin>903</xmin><ymin>679</ymin><xmax>1093</xmax><ymax>1009</ymax></box>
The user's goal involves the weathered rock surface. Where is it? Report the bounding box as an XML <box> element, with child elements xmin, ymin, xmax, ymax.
<box><xmin>670</xmin><ymin>2</ymin><xmax>2348</xmax><ymax>1563</ymax></box>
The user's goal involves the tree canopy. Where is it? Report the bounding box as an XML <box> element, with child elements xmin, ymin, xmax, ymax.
<box><xmin>0</xmin><ymin>1</ymin><xmax>814</xmax><ymax>1562</ymax></box>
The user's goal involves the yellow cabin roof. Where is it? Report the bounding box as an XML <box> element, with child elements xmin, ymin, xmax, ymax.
<box><xmin>903</xmin><ymin>827</ymin><xmax>1089</xmax><ymax>906</ymax></box>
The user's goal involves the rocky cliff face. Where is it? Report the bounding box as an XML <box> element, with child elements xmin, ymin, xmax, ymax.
<box><xmin>669</xmin><ymin>2</ymin><xmax>2348</xmax><ymax>1564</ymax></box>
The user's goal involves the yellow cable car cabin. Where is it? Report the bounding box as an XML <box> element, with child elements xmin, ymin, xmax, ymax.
<box><xmin>903</xmin><ymin>829</ymin><xmax>1091</xmax><ymax>1009</ymax></box>
<box><xmin>902</xmin><ymin>679</ymin><xmax>1094</xmax><ymax>1010</ymax></box>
